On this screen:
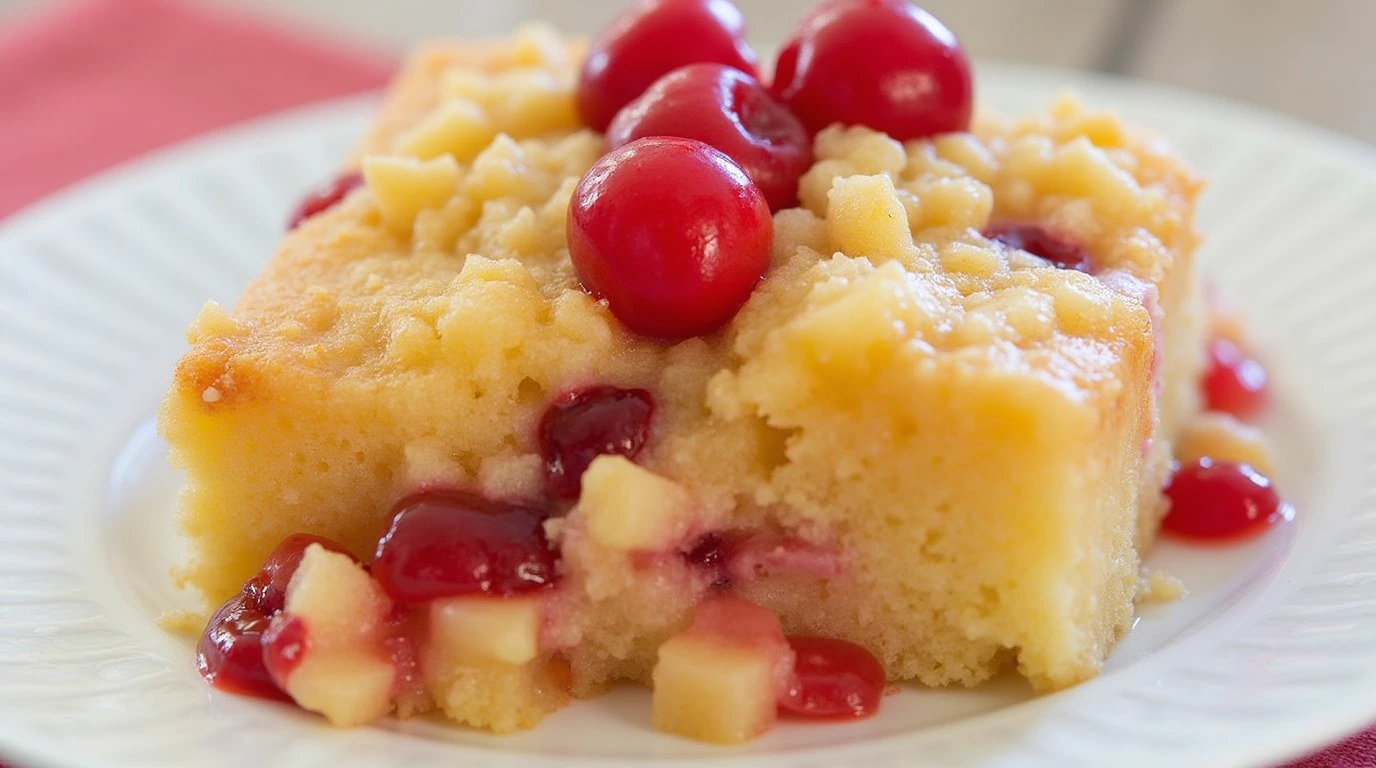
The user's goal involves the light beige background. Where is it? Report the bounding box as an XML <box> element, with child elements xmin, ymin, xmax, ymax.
<box><xmin>2</xmin><ymin>0</ymin><xmax>1373</xmax><ymax>143</ymax></box>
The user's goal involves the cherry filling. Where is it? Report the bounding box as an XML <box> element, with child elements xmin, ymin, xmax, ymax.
<box><xmin>196</xmin><ymin>595</ymin><xmax>284</xmax><ymax>700</ymax></box>
<box><xmin>262</xmin><ymin>613</ymin><xmax>310</xmax><ymax>685</ymax></box>
<box><xmin>1162</xmin><ymin>458</ymin><xmax>1287</xmax><ymax>541</ymax></box>
<box><xmin>779</xmin><ymin>636</ymin><xmax>886</xmax><ymax>719</ymax></box>
<box><xmin>197</xmin><ymin>534</ymin><xmax>352</xmax><ymax>698</ymax></box>
<box><xmin>685</xmin><ymin>532</ymin><xmax>736</xmax><ymax>588</ymax></box>
<box><xmin>1201</xmin><ymin>337</ymin><xmax>1269</xmax><ymax>419</ymax></box>
<box><xmin>287</xmin><ymin>171</ymin><xmax>365</xmax><ymax>230</ymax></box>
<box><xmin>684</xmin><ymin>530</ymin><xmax>846</xmax><ymax>590</ymax></box>
<box><xmin>372</xmin><ymin>489</ymin><xmax>559</xmax><ymax>602</ymax></box>
<box><xmin>539</xmin><ymin>386</ymin><xmax>655</xmax><ymax>500</ymax></box>
<box><xmin>984</xmin><ymin>223</ymin><xmax>1095</xmax><ymax>273</ymax></box>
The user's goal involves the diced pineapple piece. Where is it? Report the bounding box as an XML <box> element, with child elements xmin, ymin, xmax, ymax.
<box><xmin>285</xmin><ymin>545</ymin><xmax>391</xmax><ymax>646</ymax></box>
<box><xmin>286</xmin><ymin>651</ymin><xmax>396</xmax><ymax>728</ymax></box>
<box><xmin>652</xmin><ymin>635</ymin><xmax>779</xmax><ymax>744</ymax></box>
<box><xmin>396</xmin><ymin>99</ymin><xmax>496</xmax><ymax>162</ymax></box>
<box><xmin>1177</xmin><ymin>411</ymin><xmax>1275</xmax><ymax>476</ymax></box>
<box><xmin>509</xmin><ymin>22</ymin><xmax>569</xmax><ymax>69</ymax></box>
<box><xmin>279</xmin><ymin>546</ymin><xmax>397</xmax><ymax>726</ymax></box>
<box><xmin>465</xmin><ymin>135</ymin><xmax>542</xmax><ymax>202</ymax></box>
<box><xmin>429</xmin><ymin>595</ymin><xmax>542</xmax><ymax>665</ymax></box>
<box><xmin>489</xmin><ymin>69</ymin><xmax>579</xmax><ymax>137</ymax></box>
<box><xmin>579</xmin><ymin>455</ymin><xmax>694</xmax><ymax>551</ymax></box>
<box><xmin>442</xmin><ymin>69</ymin><xmax>492</xmax><ymax>104</ymax></box>
<box><xmin>787</xmin><ymin>262</ymin><xmax>935</xmax><ymax>375</ymax></box>
<box><xmin>1050</xmin><ymin>137</ymin><xmax>1143</xmax><ymax>215</ymax></box>
<box><xmin>362</xmin><ymin>154</ymin><xmax>460</xmax><ymax>233</ymax></box>
<box><xmin>826</xmin><ymin>173</ymin><xmax>914</xmax><ymax>260</ymax></box>
<box><xmin>651</xmin><ymin>596</ymin><xmax>794</xmax><ymax>744</ymax></box>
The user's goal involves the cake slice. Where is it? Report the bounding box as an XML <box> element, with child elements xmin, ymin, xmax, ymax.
<box><xmin>160</xmin><ymin>8</ymin><xmax>1204</xmax><ymax>742</ymax></box>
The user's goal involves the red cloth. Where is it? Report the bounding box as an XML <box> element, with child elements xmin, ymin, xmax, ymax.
<box><xmin>0</xmin><ymin>0</ymin><xmax>393</xmax><ymax>219</ymax></box>
<box><xmin>0</xmin><ymin>0</ymin><xmax>1370</xmax><ymax>766</ymax></box>
<box><xmin>1286</xmin><ymin>728</ymin><xmax>1376</xmax><ymax>768</ymax></box>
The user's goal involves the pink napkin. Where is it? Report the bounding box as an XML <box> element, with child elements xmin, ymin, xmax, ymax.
<box><xmin>0</xmin><ymin>0</ymin><xmax>393</xmax><ymax>219</ymax></box>
<box><xmin>0</xmin><ymin>0</ymin><xmax>1369</xmax><ymax>766</ymax></box>
<box><xmin>1287</xmin><ymin>728</ymin><xmax>1376</xmax><ymax>768</ymax></box>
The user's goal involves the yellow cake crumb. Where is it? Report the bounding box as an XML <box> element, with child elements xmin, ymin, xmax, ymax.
<box><xmin>1137</xmin><ymin>569</ymin><xmax>1187</xmax><ymax>604</ymax></box>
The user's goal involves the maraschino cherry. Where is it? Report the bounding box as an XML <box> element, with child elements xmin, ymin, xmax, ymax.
<box><xmin>772</xmin><ymin>0</ymin><xmax>973</xmax><ymax>140</ymax></box>
<box><xmin>607</xmin><ymin>63</ymin><xmax>811</xmax><ymax>211</ymax></box>
<box><xmin>568</xmin><ymin>137</ymin><xmax>773</xmax><ymax>339</ymax></box>
<box><xmin>578</xmin><ymin>0</ymin><xmax>758</xmax><ymax>132</ymax></box>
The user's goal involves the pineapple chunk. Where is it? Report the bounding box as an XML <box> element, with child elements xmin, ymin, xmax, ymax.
<box><xmin>826</xmin><ymin>173</ymin><xmax>914</xmax><ymax>260</ymax></box>
<box><xmin>429</xmin><ymin>595</ymin><xmax>542</xmax><ymax>665</ymax></box>
<box><xmin>279</xmin><ymin>546</ymin><xmax>396</xmax><ymax>726</ymax></box>
<box><xmin>1177</xmin><ymin>411</ymin><xmax>1275</xmax><ymax>476</ymax></box>
<box><xmin>286</xmin><ymin>651</ymin><xmax>396</xmax><ymax>727</ymax></box>
<box><xmin>579</xmin><ymin>455</ymin><xmax>694</xmax><ymax>551</ymax></box>
<box><xmin>362</xmin><ymin>154</ymin><xmax>460</xmax><ymax>233</ymax></box>
<box><xmin>396</xmin><ymin>99</ymin><xmax>496</xmax><ymax>162</ymax></box>
<box><xmin>652</xmin><ymin>634</ymin><xmax>780</xmax><ymax>744</ymax></box>
<box><xmin>285</xmin><ymin>546</ymin><xmax>391</xmax><ymax>644</ymax></box>
<box><xmin>787</xmin><ymin>262</ymin><xmax>932</xmax><ymax>375</ymax></box>
<box><xmin>651</xmin><ymin>596</ymin><xmax>794</xmax><ymax>744</ymax></box>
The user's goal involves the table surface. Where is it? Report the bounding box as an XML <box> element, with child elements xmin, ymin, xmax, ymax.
<box><xmin>2</xmin><ymin>0</ymin><xmax>1374</xmax><ymax>144</ymax></box>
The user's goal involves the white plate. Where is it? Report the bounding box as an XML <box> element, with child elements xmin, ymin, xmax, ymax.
<box><xmin>2</xmin><ymin>62</ymin><xmax>1375</xmax><ymax>768</ymax></box>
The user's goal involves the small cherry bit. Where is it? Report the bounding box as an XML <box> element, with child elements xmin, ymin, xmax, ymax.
<box><xmin>1162</xmin><ymin>458</ymin><xmax>1288</xmax><ymax>542</ymax></box>
<box><xmin>1201</xmin><ymin>337</ymin><xmax>1269</xmax><ymax>420</ymax></box>
<box><xmin>779</xmin><ymin>636</ymin><xmax>886</xmax><ymax>719</ymax></box>
<box><xmin>287</xmin><ymin>171</ymin><xmax>365</xmax><ymax>230</ymax></box>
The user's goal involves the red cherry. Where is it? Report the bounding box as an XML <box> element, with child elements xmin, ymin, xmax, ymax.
<box><xmin>1162</xmin><ymin>459</ymin><xmax>1286</xmax><ymax>541</ymax></box>
<box><xmin>196</xmin><ymin>595</ymin><xmax>288</xmax><ymax>700</ymax></box>
<box><xmin>607</xmin><ymin>64</ymin><xmax>811</xmax><ymax>211</ymax></box>
<box><xmin>372</xmin><ymin>489</ymin><xmax>558</xmax><ymax>602</ymax></box>
<box><xmin>262</xmin><ymin>613</ymin><xmax>310</xmax><ymax>688</ymax></box>
<box><xmin>243</xmin><ymin>534</ymin><xmax>354</xmax><ymax>615</ymax></box>
<box><xmin>779</xmin><ymin>636</ymin><xmax>886</xmax><ymax>719</ymax></box>
<box><xmin>568</xmin><ymin>137</ymin><xmax>773</xmax><ymax>338</ymax></box>
<box><xmin>578</xmin><ymin>0</ymin><xmax>758</xmax><ymax>132</ymax></box>
<box><xmin>539</xmin><ymin>386</ymin><xmax>655</xmax><ymax>500</ymax></box>
<box><xmin>772</xmin><ymin>0</ymin><xmax>972</xmax><ymax>140</ymax></box>
<box><xmin>1202</xmin><ymin>338</ymin><xmax>1269</xmax><ymax>419</ymax></box>
<box><xmin>287</xmin><ymin>171</ymin><xmax>364</xmax><ymax>230</ymax></box>
<box><xmin>984</xmin><ymin>223</ymin><xmax>1094</xmax><ymax>273</ymax></box>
